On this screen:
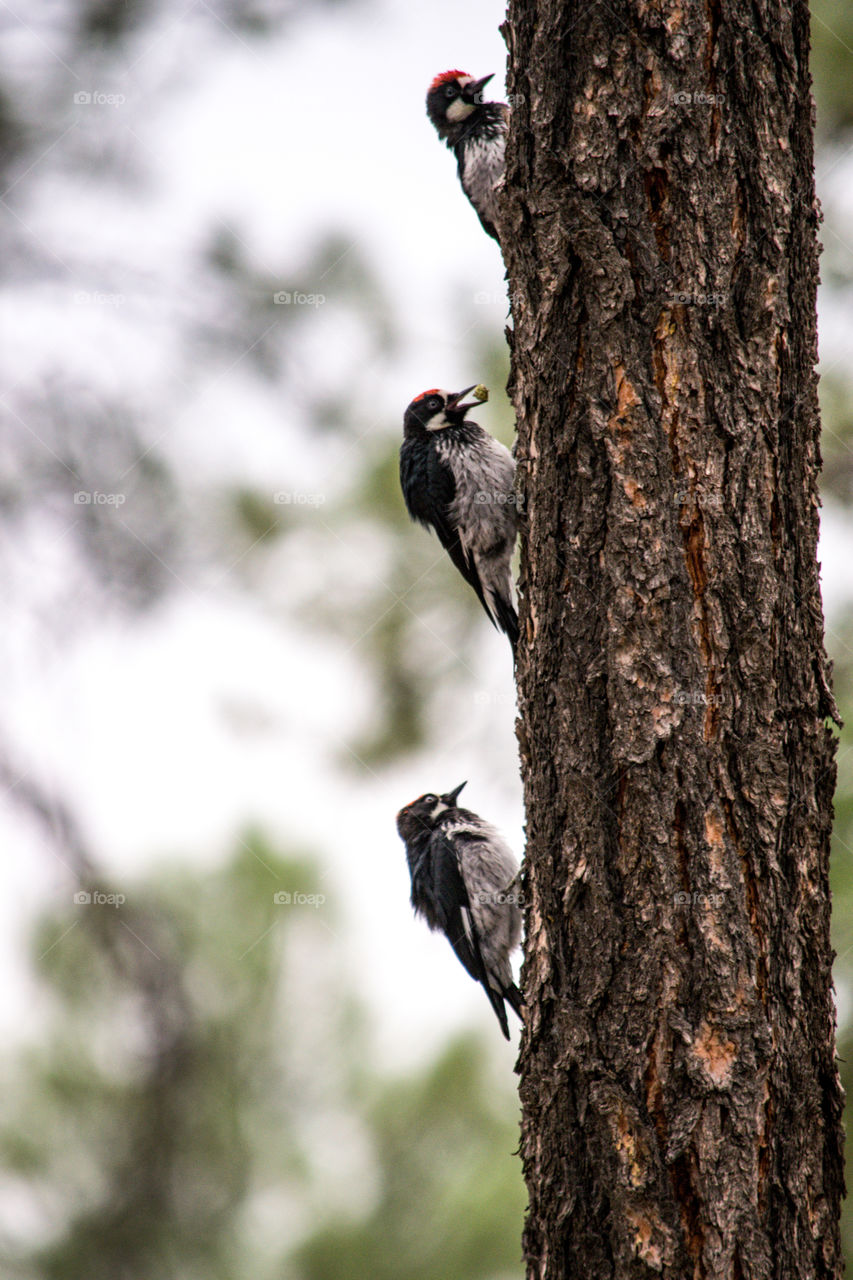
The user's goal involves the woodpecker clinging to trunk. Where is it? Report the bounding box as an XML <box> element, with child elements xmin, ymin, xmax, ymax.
<box><xmin>396</xmin><ymin>781</ymin><xmax>523</xmax><ymax>1039</ymax></box>
<box><xmin>399</xmin><ymin>386</ymin><xmax>519</xmax><ymax>651</ymax></box>
<box><xmin>425</xmin><ymin>70</ymin><xmax>507</xmax><ymax>243</ymax></box>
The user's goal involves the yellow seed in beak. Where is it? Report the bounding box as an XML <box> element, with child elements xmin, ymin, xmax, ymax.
<box><xmin>473</xmin><ymin>384</ymin><xmax>489</xmax><ymax>402</ymax></box>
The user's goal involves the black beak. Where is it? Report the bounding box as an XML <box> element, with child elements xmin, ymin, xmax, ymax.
<box><xmin>443</xmin><ymin>781</ymin><xmax>467</xmax><ymax>807</ymax></box>
<box><xmin>465</xmin><ymin>73</ymin><xmax>494</xmax><ymax>102</ymax></box>
<box><xmin>445</xmin><ymin>386</ymin><xmax>477</xmax><ymax>417</ymax></box>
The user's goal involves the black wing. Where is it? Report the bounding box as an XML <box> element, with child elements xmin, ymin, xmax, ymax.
<box><xmin>400</xmin><ymin>439</ymin><xmax>446</xmax><ymax>529</ymax></box>
<box><xmin>504</xmin><ymin>982</ymin><xmax>524</xmax><ymax>1019</ymax></box>
<box><xmin>400</xmin><ymin>441</ymin><xmax>513</xmax><ymax>643</ymax></box>
<box><xmin>430</xmin><ymin>829</ymin><xmax>512</xmax><ymax>1038</ymax></box>
<box><xmin>477</xmin><ymin>212</ymin><xmax>500</xmax><ymax>243</ymax></box>
<box><xmin>489</xmin><ymin>589</ymin><xmax>519</xmax><ymax>652</ymax></box>
<box><xmin>440</xmin><ymin>522</ymin><xmax>518</xmax><ymax>651</ymax></box>
<box><xmin>435</xmin><ymin>526</ymin><xmax>496</xmax><ymax>629</ymax></box>
<box><xmin>420</xmin><ymin>451</ymin><xmax>506</xmax><ymax>632</ymax></box>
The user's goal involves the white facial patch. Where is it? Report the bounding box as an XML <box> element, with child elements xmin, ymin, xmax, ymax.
<box><xmin>430</xmin><ymin>800</ymin><xmax>448</xmax><ymax>818</ymax></box>
<box><xmin>421</xmin><ymin>389</ymin><xmax>453</xmax><ymax>431</ymax></box>
<box><xmin>447</xmin><ymin>98</ymin><xmax>476</xmax><ymax>123</ymax></box>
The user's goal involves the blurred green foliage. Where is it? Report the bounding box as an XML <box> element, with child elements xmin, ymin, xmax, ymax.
<box><xmin>294</xmin><ymin>1036</ymin><xmax>525</xmax><ymax>1280</ymax></box>
<box><xmin>830</xmin><ymin>623</ymin><xmax>853</xmax><ymax>1262</ymax></box>
<box><xmin>815</xmin><ymin>5</ymin><xmax>853</xmax><ymax>1257</ymax></box>
<box><xmin>812</xmin><ymin>0</ymin><xmax>853</xmax><ymax>136</ymax></box>
<box><xmin>0</xmin><ymin>842</ymin><xmax>525</xmax><ymax>1280</ymax></box>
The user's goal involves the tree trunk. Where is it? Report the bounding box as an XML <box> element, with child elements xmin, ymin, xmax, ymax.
<box><xmin>501</xmin><ymin>2</ymin><xmax>845</xmax><ymax>1277</ymax></box>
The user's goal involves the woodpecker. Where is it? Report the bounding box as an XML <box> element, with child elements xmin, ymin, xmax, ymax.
<box><xmin>396</xmin><ymin>781</ymin><xmax>523</xmax><ymax>1038</ymax></box>
<box><xmin>400</xmin><ymin>387</ymin><xmax>519</xmax><ymax>650</ymax></box>
<box><xmin>426</xmin><ymin>70</ymin><xmax>507</xmax><ymax>242</ymax></box>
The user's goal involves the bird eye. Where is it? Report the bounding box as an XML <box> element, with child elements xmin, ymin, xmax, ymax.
<box><xmin>422</xmin><ymin>794</ymin><xmax>437</xmax><ymax>804</ymax></box>
<box><xmin>428</xmin><ymin>397</ymin><xmax>442</xmax><ymax>410</ymax></box>
<box><xmin>444</xmin><ymin>84</ymin><xmax>456</xmax><ymax>97</ymax></box>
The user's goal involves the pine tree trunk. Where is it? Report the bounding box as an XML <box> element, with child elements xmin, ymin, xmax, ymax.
<box><xmin>501</xmin><ymin>2</ymin><xmax>845</xmax><ymax>1276</ymax></box>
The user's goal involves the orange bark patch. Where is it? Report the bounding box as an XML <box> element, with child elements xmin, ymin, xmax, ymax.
<box><xmin>608</xmin><ymin>363</ymin><xmax>643</xmax><ymax>467</ymax></box>
<box><xmin>704</xmin><ymin>808</ymin><xmax>725</xmax><ymax>871</ymax></box>
<box><xmin>615</xmin><ymin>362</ymin><xmax>641</xmax><ymax>414</ymax></box>
<box><xmin>625</xmin><ymin>1208</ymin><xmax>668</xmax><ymax>1270</ymax></box>
<box><xmin>623</xmin><ymin>476</ymin><xmax>648</xmax><ymax>510</ymax></box>
<box><xmin>692</xmin><ymin>1020</ymin><xmax>737</xmax><ymax>1085</ymax></box>
<box><xmin>615</xmin><ymin>1105</ymin><xmax>647</xmax><ymax>1187</ymax></box>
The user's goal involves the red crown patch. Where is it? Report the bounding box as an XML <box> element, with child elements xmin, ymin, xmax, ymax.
<box><xmin>411</xmin><ymin>388</ymin><xmax>442</xmax><ymax>403</ymax></box>
<box><xmin>429</xmin><ymin>69</ymin><xmax>469</xmax><ymax>90</ymax></box>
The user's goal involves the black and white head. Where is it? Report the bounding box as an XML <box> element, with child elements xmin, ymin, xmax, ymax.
<box><xmin>403</xmin><ymin>387</ymin><xmax>478</xmax><ymax>435</ymax></box>
<box><xmin>395</xmin><ymin>782</ymin><xmax>467</xmax><ymax>844</ymax></box>
<box><xmin>426</xmin><ymin>70</ymin><xmax>495</xmax><ymax>137</ymax></box>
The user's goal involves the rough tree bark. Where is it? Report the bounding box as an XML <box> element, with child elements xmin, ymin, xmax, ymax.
<box><xmin>501</xmin><ymin>1</ymin><xmax>845</xmax><ymax>1277</ymax></box>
